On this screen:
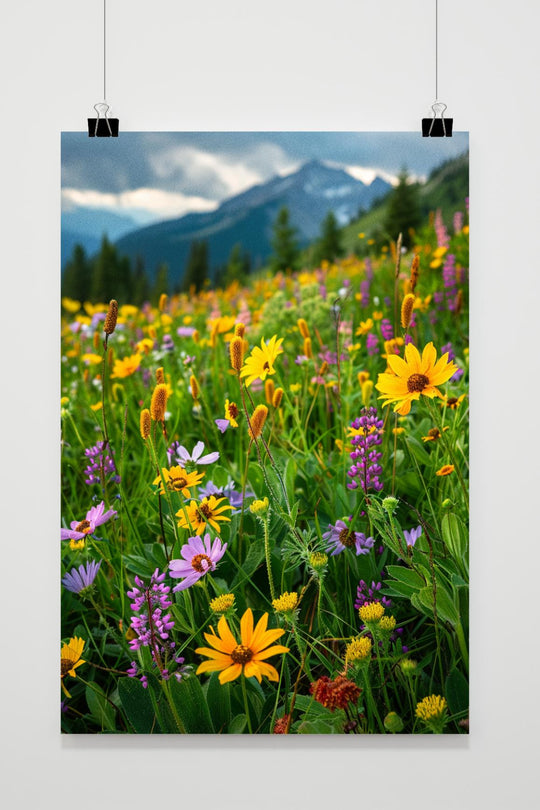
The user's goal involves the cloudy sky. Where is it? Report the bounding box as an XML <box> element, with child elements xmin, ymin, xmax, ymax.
<box><xmin>62</xmin><ymin>132</ymin><xmax>469</xmax><ymax>225</ymax></box>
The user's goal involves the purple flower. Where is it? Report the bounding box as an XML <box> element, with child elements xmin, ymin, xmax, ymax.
<box><xmin>167</xmin><ymin>440</ymin><xmax>219</xmax><ymax>466</ymax></box>
<box><xmin>322</xmin><ymin>519</ymin><xmax>374</xmax><ymax>556</ymax></box>
<box><xmin>168</xmin><ymin>534</ymin><xmax>227</xmax><ymax>591</ymax></box>
<box><xmin>83</xmin><ymin>441</ymin><xmax>119</xmax><ymax>486</ymax></box>
<box><xmin>403</xmin><ymin>526</ymin><xmax>422</xmax><ymax>548</ymax></box>
<box><xmin>198</xmin><ymin>480</ymin><xmax>252</xmax><ymax>509</ymax></box>
<box><xmin>347</xmin><ymin>408</ymin><xmax>384</xmax><ymax>494</ymax></box>
<box><xmin>62</xmin><ymin>559</ymin><xmax>102</xmax><ymax>594</ymax></box>
<box><xmin>215</xmin><ymin>419</ymin><xmax>230</xmax><ymax>434</ymax></box>
<box><xmin>127</xmin><ymin>569</ymin><xmax>175</xmax><ymax>655</ymax></box>
<box><xmin>380</xmin><ymin>319</ymin><xmax>393</xmax><ymax>341</ymax></box>
<box><xmin>366</xmin><ymin>333</ymin><xmax>379</xmax><ymax>356</ymax></box>
<box><xmin>177</xmin><ymin>326</ymin><xmax>195</xmax><ymax>337</ymax></box>
<box><xmin>355</xmin><ymin>579</ymin><xmax>392</xmax><ymax>610</ymax></box>
<box><xmin>61</xmin><ymin>501</ymin><xmax>117</xmax><ymax>541</ymax></box>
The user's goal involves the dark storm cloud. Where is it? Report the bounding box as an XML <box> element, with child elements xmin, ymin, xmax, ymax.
<box><xmin>61</xmin><ymin>131</ymin><xmax>469</xmax><ymax>199</ymax></box>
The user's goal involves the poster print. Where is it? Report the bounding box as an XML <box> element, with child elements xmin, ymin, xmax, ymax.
<box><xmin>61</xmin><ymin>132</ymin><xmax>469</xmax><ymax>734</ymax></box>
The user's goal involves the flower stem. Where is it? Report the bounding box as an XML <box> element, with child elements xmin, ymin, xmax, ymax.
<box><xmin>241</xmin><ymin>676</ymin><xmax>253</xmax><ymax>734</ymax></box>
<box><xmin>263</xmin><ymin>515</ymin><xmax>276</xmax><ymax>601</ymax></box>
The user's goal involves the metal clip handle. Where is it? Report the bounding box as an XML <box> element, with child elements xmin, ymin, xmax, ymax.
<box><xmin>93</xmin><ymin>102</ymin><xmax>113</xmax><ymax>137</ymax></box>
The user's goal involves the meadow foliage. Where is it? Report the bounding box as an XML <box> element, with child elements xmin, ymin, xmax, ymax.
<box><xmin>61</xmin><ymin>207</ymin><xmax>469</xmax><ymax>733</ymax></box>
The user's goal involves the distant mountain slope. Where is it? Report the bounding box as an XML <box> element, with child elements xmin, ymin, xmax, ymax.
<box><xmin>114</xmin><ymin>161</ymin><xmax>391</xmax><ymax>284</ymax></box>
<box><xmin>61</xmin><ymin>207</ymin><xmax>139</xmax><ymax>268</ymax></box>
<box><xmin>341</xmin><ymin>151</ymin><xmax>469</xmax><ymax>252</ymax></box>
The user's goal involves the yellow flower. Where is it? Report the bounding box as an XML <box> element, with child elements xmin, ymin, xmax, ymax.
<box><xmin>69</xmin><ymin>538</ymin><xmax>86</xmax><ymax>551</ymax></box>
<box><xmin>176</xmin><ymin>496</ymin><xmax>233</xmax><ymax>535</ymax></box>
<box><xmin>415</xmin><ymin>694</ymin><xmax>447</xmax><ymax>722</ymax></box>
<box><xmin>442</xmin><ymin>394</ymin><xmax>467</xmax><ymax>410</ymax></box>
<box><xmin>224</xmin><ymin>399</ymin><xmax>239</xmax><ymax>427</ymax></box>
<box><xmin>111</xmin><ymin>353</ymin><xmax>142</xmax><ymax>379</ymax></box>
<box><xmin>209</xmin><ymin>593</ymin><xmax>236</xmax><ymax>614</ymax></box>
<box><xmin>250</xmin><ymin>497</ymin><xmax>269</xmax><ymax>516</ymax></box>
<box><xmin>379</xmin><ymin>615</ymin><xmax>396</xmax><ymax>632</ymax></box>
<box><xmin>359</xmin><ymin>602</ymin><xmax>385</xmax><ymax>623</ymax></box>
<box><xmin>346</xmin><ymin>636</ymin><xmax>372</xmax><ymax>664</ymax></box>
<box><xmin>240</xmin><ymin>335</ymin><xmax>284</xmax><ymax>387</ymax></box>
<box><xmin>372</xmin><ymin>311</ymin><xmax>384</xmax><ymax>321</ymax></box>
<box><xmin>153</xmin><ymin>466</ymin><xmax>205</xmax><ymax>497</ymax></box>
<box><xmin>289</xmin><ymin>383</ymin><xmax>301</xmax><ymax>394</ymax></box>
<box><xmin>62</xmin><ymin>297</ymin><xmax>81</xmax><ymax>313</ymax></box>
<box><xmin>61</xmin><ymin>637</ymin><xmax>86</xmax><ymax>697</ymax></box>
<box><xmin>272</xmin><ymin>592</ymin><xmax>298</xmax><ymax>614</ymax></box>
<box><xmin>136</xmin><ymin>338</ymin><xmax>155</xmax><ymax>354</ymax></box>
<box><xmin>422</xmin><ymin>426</ymin><xmax>449</xmax><ymax>442</ymax></box>
<box><xmin>196</xmin><ymin>608</ymin><xmax>289</xmax><ymax>684</ymax></box>
<box><xmin>90</xmin><ymin>402</ymin><xmax>103</xmax><ymax>411</ymax></box>
<box><xmin>376</xmin><ymin>342</ymin><xmax>458</xmax><ymax>416</ymax></box>
<box><xmin>356</xmin><ymin>318</ymin><xmax>374</xmax><ymax>336</ymax></box>
<box><xmin>81</xmin><ymin>353</ymin><xmax>103</xmax><ymax>366</ymax></box>
<box><xmin>436</xmin><ymin>464</ymin><xmax>455</xmax><ymax>477</ymax></box>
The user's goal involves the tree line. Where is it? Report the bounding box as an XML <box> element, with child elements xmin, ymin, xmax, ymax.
<box><xmin>62</xmin><ymin>172</ymin><xmax>422</xmax><ymax>303</ymax></box>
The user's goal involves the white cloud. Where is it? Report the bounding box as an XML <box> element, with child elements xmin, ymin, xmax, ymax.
<box><xmin>61</xmin><ymin>187</ymin><xmax>217</xmax><ymax>222</ymax></box>
<box><xmin>148</xmin><ymin>142</ymin><xmax>299</xmax><ymax>200</ymax></box>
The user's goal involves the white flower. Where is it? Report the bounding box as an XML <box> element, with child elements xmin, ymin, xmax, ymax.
<box><xmin>174</xmin><ymin>441</ymin><xmax>219</xmax><ymax>465</ymax></box>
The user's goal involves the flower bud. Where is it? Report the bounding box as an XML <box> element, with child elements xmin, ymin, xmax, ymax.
<box><xmin>104</xmin><ymin>299</ymin><xmax>118</xmax><ymax>335</ymax></box>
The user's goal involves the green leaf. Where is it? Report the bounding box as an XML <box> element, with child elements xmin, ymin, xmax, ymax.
<box><xmin>284</xmin><ymin>457</ymin><xmax>298</xmax><ymax>505</ymax></box>
<box><xmin>229</xmin><ymin>713</ymin><xmax>247</xmax><ymax>734</ymax></box>
<box><xmin>205</xmin><ymin>673</ymin><xmax>231</xmax><ymax>733</ymax></box>
<box><xmin>441</xmin><ymin>513</ymin><xmax>468</xmax><ymax>562</ymax></box>
<box><xmin>168</xmin><ymin>675</ymin><xmax>214</xmax><ymax>734</ymax></box>
<box><xmin>445</xmin><ymin>668</ymin><xmax>469</xmax><ymax>715</ymax></box>
<box><xmin>231</xmin><ymin>539</ymin><xmax>265</xmax><ymax>587</ymax></box>
<box><xmin>406</xmin><ymin>436</ymin><xmax>432</xmax><ymax>465</ymax></box>
<box><xmin>417</xmin><ymin>585</ymin><xmax>459</xmax><ymax>627</ymax></box>
<box><xmin>295</xmin><ymin>717</ymin><xmax>344</xmax><ymax>734</ymax></box>
<box><xmin>386</xmin><ymin>565</ymin><xmax>427</xmax><ymax>590</ymax></box>
<box><xmin>118</xmin><ymin>677</ymin><xmax>157</xmax><ymax>734</ymax></box>
<box><xmin>85</xmin><ymin>682</ymin><xmax>116</xmax><ymax>732</ymax></box>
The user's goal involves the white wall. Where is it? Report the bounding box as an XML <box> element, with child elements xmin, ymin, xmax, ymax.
<box><xmin>1</xmin><ymin>1</ymin><xmax>538</xmax><ymax>808</ymax></box>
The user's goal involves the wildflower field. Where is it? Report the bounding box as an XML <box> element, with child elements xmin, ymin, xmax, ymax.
<box><xmin>61</xmin><ymin>209</ymin><xmax>469</xmax><ymax>734</ymax></box>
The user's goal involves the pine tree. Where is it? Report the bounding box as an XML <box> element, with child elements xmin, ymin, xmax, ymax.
<box><xmin>132</xmin><ymin>256</ymin><xmax>150</xmax><ymax>306</ymax></box>
<box><xmin>313</xmin><ymin>210</ymin><xmax>344</xmax><ymax>265</ymax></box>
<box><xmin>221</xmin><ymin>243</ymin><xmax>252</xmax><ymax>286</ymax></box>
<box><xmin>270</xmin><ymin>207</ymin><xmax>300</xmax><ymax>273</ymax></box>
<box><xmin>384</xmin><ymin>169</ymin><xmax>422</xmax><ymax>245</ymax></box>
<box><xmin>62</xmin><ymin>244</ymin><xmax>91</xmax><ymax>301</ymax></box>
<box><xmin>152</xmin><ymin>263</ymin><xmax>169</xmax><ymax>305</ymax></box>
<box><xmin>182</xmin><ymin>241</ymin><xmax>209</xmax><ymax>292</ymax></box>
<box><xmin>90</xmin><ymin>236</ymin><xmax>121</xmax><ymax>302</ymax></box>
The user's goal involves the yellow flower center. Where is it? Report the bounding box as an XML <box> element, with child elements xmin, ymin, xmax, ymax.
<box><xmin>231</xmin><ymin>644</ymin><xmax>253</xmax><ymax>664</ymax></box>
<box><xmin>428</xmin><ymin>428</ymin><xmax>440</xmax><ymax>439</ymax></box>
<box><xmin>61</xmin><ymin>657</ymin><xmax>75</xmax><ymax>677</ymax></box>
<box><xmin>74</xmin><ymin>520</ymin><xmax>91</xmax><ymax>534</ymax></box>
<box><xmin>407</xmin><ymin>373</ymin><xmax>430</xmax><ymax>393</ymax></box>
<box><xmin>191</xmin><ymin>553</ymin><xmax>212</xmax><ymax>573</ymax></box>
<box><xmin>170</xmin><ymin>475</ymin><xmax>188</xmax><ymax>490</ymax></box>
<box><xmin>339</xmin><ymin>528</ymin><xmax>356</xmax><ymax>548</ymax></box>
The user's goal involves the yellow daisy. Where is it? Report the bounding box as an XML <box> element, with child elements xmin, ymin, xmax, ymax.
<box><xmin>240</xmin><ymin>335</ymin><xmax>284</xmax><ymax>387</ymax></box>
<box><xmin>196</xmin><ymin>608</ymin><xmax>289</xmax><ymax>684</ymax></box>
<box><xmin>176</xmin><ymin>495</ymin><xmax>233</xmax><ymax>535</ymax></box>
<box><xmin>153</xmin><ymin>466</ymin><xmax>205</xmax><ymax>497</ymax></box>
<box><xmin>375</xmin><ymin>342</ymin><xmax>458</xmax><ymax>416</ymax></box>
<box><xmin>61</xmin><ymin>637</ymin><xmax>86</xmax><ymax>697</ymax></box>
<box><xmin>110</xmin><ymin>353</ymin><xmax>142</xmax><ymax>379</ymax></box>
<box><xmin>224</xmin><ymin>399</ymin><xmax>239</xmax><ymax>428</ymax></box>
<box><xmin>436</xmin><ymin>464</ymin><xmax>455</xmax><ymax>477</ymax></box>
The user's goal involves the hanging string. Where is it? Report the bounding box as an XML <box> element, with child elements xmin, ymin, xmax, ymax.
<box><xmin>435</xmin><ymin>0</ymin><xmax>438</xmax><ymax>101</ymax></box>
<box><xmin>103</xmin><ymin>0</ymin><xmax>107</xmax><ymax>101</ymax></box>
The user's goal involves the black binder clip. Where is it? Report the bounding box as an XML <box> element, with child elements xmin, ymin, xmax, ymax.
<box><xmin>88</xmin><ymin>102</ymin><xmax>119</xmax><ymax>137</ymax></box>
<box><xmin>422</xmin><ymin>102</ymin><xmax>453</xmax><ymax>137</ymax></box>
